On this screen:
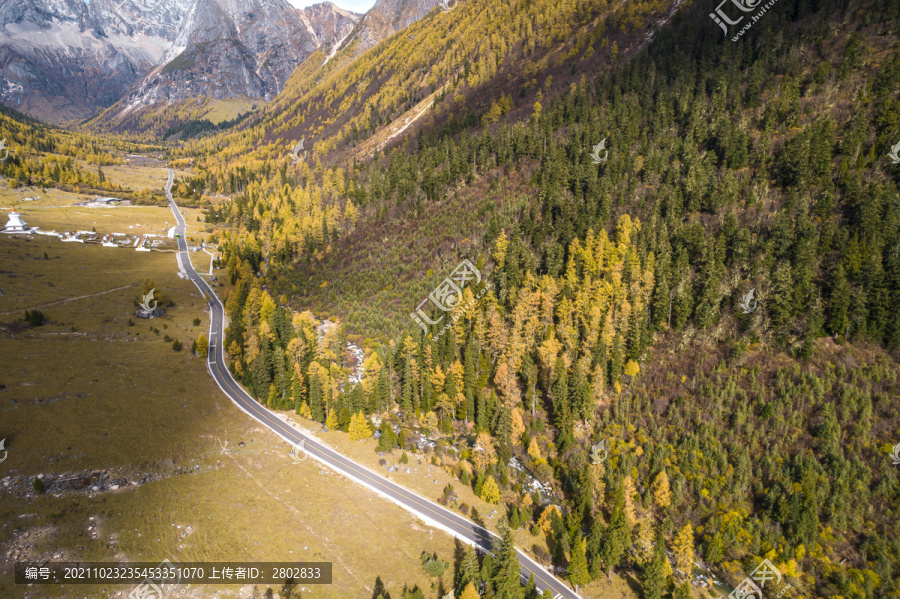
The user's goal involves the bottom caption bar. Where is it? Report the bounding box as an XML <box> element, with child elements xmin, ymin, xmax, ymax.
<box><xmin>15</xmin><ymin>562</ymin><xmax>332</xmax><ymax>585</ymax></box>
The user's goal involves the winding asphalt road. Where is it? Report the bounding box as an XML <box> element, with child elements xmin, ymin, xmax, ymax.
<box><xmin>164</xmin><ymin>169</ymin><xmax>580</xmax><ymax>599</ymax></box>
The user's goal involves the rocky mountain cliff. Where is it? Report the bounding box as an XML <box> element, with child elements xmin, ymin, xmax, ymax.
<box><xmin>0</xmin><ymin>0</ymin><xmax>360</xmax><ymax>127</ymax></box>
<box><xmin>91</xmin><ymin>0</ymin><xmax>359</xmax><ymax>132</ymax></box>
<box><xmin>0</xmin><ymin>0</ymin><xmax>189</xmax><ymax>123</ymax></box>
<box><xmin>341</xmin><ymin>0</ymin><xmax>435</xmax><ymax>57</ymax></box>
<box><xmin>91</xmin><ymin>0</ymin><xmax>193</xmax><ymax>40</ymax></box>
<box><xmin>300</xmin><ymin>1</ymin><xmax>360</xmax><ymax>62</ymax></box>
<box><xmin>300</xmin><ymin>2</ymin><xmax>361</xmax><ymax>45</ymax></box>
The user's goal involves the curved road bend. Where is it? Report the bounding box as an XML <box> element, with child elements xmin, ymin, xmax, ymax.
<box><xmin>163</xmin><ymin>169</ymin><xmax>580</xmax><ymax>599</ymax></box>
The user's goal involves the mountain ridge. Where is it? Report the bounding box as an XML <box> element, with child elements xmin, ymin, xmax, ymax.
<box><xmin>87</xmin><ymin>0</ymin><xmax>362</xmax><ymax>134</ymax></box>
<box><xmin>0</xmin><ymin>0</ymin><xmax>191</xmax><ymax>123</ymax></box>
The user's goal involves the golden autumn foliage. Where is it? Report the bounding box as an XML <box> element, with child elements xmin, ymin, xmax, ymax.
<box><xmin>479</xmin><ymin>475</ymin><xmax>500</xmax><ymax>504</ymax></box>
<box><xmin>527</xmin><ymin>437</ymin><xmax>543</xmax><ymax>462</ymax></box>
<box><xmin>349</xmin><ymin>412</ymin><xmax>372</xmax><ymax>440</ymax></box>
<box><xmin>536</xmin><ymin>505</ymin><xmax>561</xmax><ymax>535</ymax></box>
<box><xmin>651</xmin><ymin>470</ymin><xmax>672</xmax><ymax>509</ymax></box>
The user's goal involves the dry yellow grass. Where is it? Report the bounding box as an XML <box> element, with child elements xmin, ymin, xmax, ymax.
<box><xmin>202</xmin><ymin>99</ymin><xmax>258</xmax><ymax>124</ymax></box>
<box><xmin>0</xmin><ymin>233</ymin><xmax>459</xmax><ymax>599</ymax></box>
<box><xmin>0</xmin><ymin>180</ymin><xmax>206</xmax><ymax>241</ymax></box>
<box><xmin>97</xmin><ymin>164</ymin><xmax>191</xmax><ymax>192</ymax></box>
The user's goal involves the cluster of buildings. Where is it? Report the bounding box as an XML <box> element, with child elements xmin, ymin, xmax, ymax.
<box><xmin>74</xmin><ymin>197</ymin><xmax>131</xmax><ymax>208</ymax></box>
<box><xmin>3</xmin><ymin>209</ymin><xmax>166</xmax><ymax>251</ymax></box>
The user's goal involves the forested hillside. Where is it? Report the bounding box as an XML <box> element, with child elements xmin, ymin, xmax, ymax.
<box><xmin>0</xmin><ymin>103</ymin><xmax>160</xmax><ymax>197</ymax></box>
<box><xmin>200</xmin><ymin>0</ymin><xmax>900</xmax><ymax>597</ymax></box>
<box><xmin>171</xmin><ymin>0</ymin><xmax>678</xmax><ymax>281</ymax></box>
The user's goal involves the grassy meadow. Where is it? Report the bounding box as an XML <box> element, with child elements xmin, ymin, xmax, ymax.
<box><xmin>0</xmin><ymin>172</ymin><xmax>463</xmax><ymax>598</ymax></box>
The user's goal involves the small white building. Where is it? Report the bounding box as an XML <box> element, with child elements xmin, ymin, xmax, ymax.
<box><xmin>3</xmin><ymin>210</ymin><xmax>29</xmax><ymax>233</ymax></box>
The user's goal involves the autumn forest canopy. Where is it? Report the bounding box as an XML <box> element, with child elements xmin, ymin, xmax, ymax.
<box><xmin>2</xmin><ymin>0</ymin><xmax>899</xmax><ymax>597</ymax></box>
<box><xmin>192</xmin><ymin>0</ymin><xmax>900</xmax><ymax>596</ymax></box>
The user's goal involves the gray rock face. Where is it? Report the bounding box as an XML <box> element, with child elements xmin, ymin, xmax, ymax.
<box><xmin>96</xmin><ymin>0</ymin><xmax>360</xmax><ymax>130</ymax></box>
<box><xmin>0</xmin><ymin>0</ymin><xmax>436</xmax><ymax>129</ymax></box>
<box><xmin>0</xmin><ymin>0</ymin><xmax>358</xmax><ymax>126</ymax></box>
<box><xmin>0</xmin><ymin>0</ymin><xmax>189</xmax><ymax>122</ymax></box>
<box><xmin>90</xmin><ymin>0</ymin><xmax>192</xmax><ymax>40</ymax></box>
<box><xmin>300</xmin><ymin>1</ymin><xmax>359</xmax><ymax>46</ymax></box>
<box><xmin>145</xmin><ymin>0</ymin><xmax>321</xmax><ymax>102</ymax></box>
<box><xmin>337</xmin><ymin>0</ymin><xmax>438</xmax><ymax>60</ymax></box>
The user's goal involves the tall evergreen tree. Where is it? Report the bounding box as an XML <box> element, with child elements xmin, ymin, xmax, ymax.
<box><xmin>375</xmin><ymin>365</ymin><xmax>391</xmax><ymax>412</ymax></box>
<box><xmin>401</xmin><ymin>360</ymin><xmax>413</xmax><ymax>410</ymax></box>
<box><xmin>641</xmin><ymin>532</ymin><xmax>666</xmax><ymax>599</ymax></box>
<box><xmin>291</xmin><ymin>371</ymin><xmax>304</xmax><ymax>414</ymax></box>
<box><xmin>493</xmin><ymin>520</ymin><xmax>524</xmax><ymax>599</ymax></box>
<box><xmin>310</xmin><ymin>374</ymin><xmax>325</xmax><ymax>422</ymax></box>
<box><xmin>828</xmin><ymin>263</ymin><xmax>852</xmax><ymax>337</ymax></box>
<box><xmin>587</xmin><ymin>515</ymin><xmax>606</xmax><ymax>580</ymax></box>
<box><xmin>476</xmin><ymin>390</ymin><xmax>489</xmax><ymax>432</ymax></box>
<box><xmin>567</xmin><ymin>532</ymin><xmax>591</xmax><ymax>590</ymax></box>
<box><xmin>522</xmin><ymin>573</ymin><xmax>537</xmax><ymax>599</ymax></box>
<box><xmin>457</xmin><ymin>546</ymin><xmax>481</xmax><ymax>592</ymax></box>
<box><xmin>601</xmin><ymin>482</ymin><xmax>631</xmax><ymax>576</ymax></box>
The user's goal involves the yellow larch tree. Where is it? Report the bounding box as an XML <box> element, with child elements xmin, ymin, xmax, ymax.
<box><xmin>651</xmin><ymin>470</ymin><xmax>672</xmax><ymax>509</ymax></box>
<box><xmin>349</xmin><ymin>412</ymin><xmax>372</xmax><ymax>441</ymax></box>
<box><xmin>673</xmin><ymin>523</ymin><xmax>694</xmax><ymax>577</ymax></box>
<box><xmin>623</xmin><ymin>475</ymin><xmax>638</xmax><ymax>525</ymax></box>
<box><xmin>479</xmin><ymin>475</ymin><xmax>500</xmax><ymax>504</ymax></box>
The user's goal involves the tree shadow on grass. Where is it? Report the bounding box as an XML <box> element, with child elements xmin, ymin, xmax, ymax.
<box><xmin>452</xmin><ymin>537</ymin><xmax>466</xmax><ymax>585</ymax></box>
<box><xmin>373</xmin><ymin>575</ymin><xmax>392</xmax><ymax>599</ymax></box>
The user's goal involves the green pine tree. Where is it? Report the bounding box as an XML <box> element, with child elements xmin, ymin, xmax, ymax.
<box><xmin>492</xmin><ymin>520</ymin><xmax>524</xmax><ymax>599</ymax></box>
<box><xmin>476</xmin><ymin>390</ymin><xmax>489</xmax><ymax>432</ymax></box>
<box><xmin>828</xmin><ymin>263</ymin><xmax>851</xmax><ymax>337</ymax></box>
<box><xmin>523</xmin><ymin>573</ymin><xmax>537</xmax><ymax>599</ymax></box>
<box><xmin>457</xmin><ymin>546</ymin><xmax>481</xmax><ymax>592</ymax></box>
<box><xmin>567</xmin><ymin>533</ymin><xmax>591</xmax><ymax>590</ymax></box>
<box><xmin>375</xmin><ymin>366</ymin><xmax>391</xmax><ymax>412</ymax></box>
<box><xmin>641</xmin><ymin>532</ymin><xmax>666</xmax><ymax>599</ymax></box>
<box><xmin>587</xmin><ymin>514</ymin><xmax>606</xmax><ymax>580</ymax></box>
<box><xmin>310</xmin><ymin>374</ymin><xmax>325</xmax><ymax>422</ymax></box>
<box><xmin>674</xmin><ymin>581</ymin><xmax>691</xmax><ymax>599</ymax></box>
<box><xmin>601</xmin><ymin>482</ymin><xmax>630</xmax><ymax>576</ymax></box>
<box><xmin>291</xmin><ymin>373</ymin><xmax>304</xmax><ymax>414</ymax></box>
<box><xmin>401</xmin><ymin>360</ymin><xmax>413</xmax><ymax>410</ymax></box>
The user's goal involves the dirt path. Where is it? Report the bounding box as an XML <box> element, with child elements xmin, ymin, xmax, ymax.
<box><xmin>0</xmin><ymin>283</ymin><xmax>135</xmax><ymax>315</ymax></box>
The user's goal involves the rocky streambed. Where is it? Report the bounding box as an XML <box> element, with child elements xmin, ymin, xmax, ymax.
<box><xmin>0</xmin><ymin>460</ymin><xmax>215</xmax><ymax>499</ymax></box>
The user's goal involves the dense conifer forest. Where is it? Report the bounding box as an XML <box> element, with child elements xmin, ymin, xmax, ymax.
<box><xmin>185</xmin><ymin>0</ymin><xmax>900</xmax><ymax>596</ymax></box>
